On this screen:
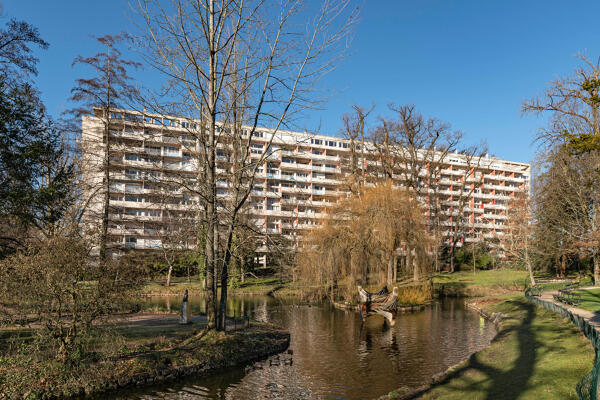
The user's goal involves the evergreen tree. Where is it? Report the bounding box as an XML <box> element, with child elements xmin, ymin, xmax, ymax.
<box><xmin>0</xmin><ymin>18</ymin><xmax>75</xmax><ymax>256</ymax></box>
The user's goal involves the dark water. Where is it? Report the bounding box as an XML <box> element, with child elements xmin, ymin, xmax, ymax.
<box><xmin>112</xmin><ymin>296</ymin><xmax>495</xmax><ymax>399</ymax></box>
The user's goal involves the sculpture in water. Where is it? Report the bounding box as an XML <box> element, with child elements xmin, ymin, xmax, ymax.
<box><xmin>357</xmin><ymin>286</ymin><xmax>398</xmax><ymax>325</ymax></box>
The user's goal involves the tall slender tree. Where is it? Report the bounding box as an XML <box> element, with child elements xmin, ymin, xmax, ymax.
<box><xmin>68</xmin><ymin>34</ymin><xmax>140</xmax><ymax>260</ymax></box>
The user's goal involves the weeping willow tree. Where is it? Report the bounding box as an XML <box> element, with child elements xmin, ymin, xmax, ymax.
<box><xmin>296</xmin><ymin>182</ymin><xmax>433</xmax><ymax>301</ymax></box>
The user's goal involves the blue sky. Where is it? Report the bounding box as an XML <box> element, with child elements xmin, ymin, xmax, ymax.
<box><xmin>5</xmin><ymin>0</ymin><xmax>600</xmax><ymax>164</ymax></box>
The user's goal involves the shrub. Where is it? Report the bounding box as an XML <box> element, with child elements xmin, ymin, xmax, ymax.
<box><xmin>0</xmin><ymin>236</ymin><xmax>143</xmax><ymax>364</ymax></box>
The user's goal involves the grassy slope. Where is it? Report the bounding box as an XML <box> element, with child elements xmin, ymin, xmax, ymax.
<box><xmin>415</xmin><ymin>294</ymin><xmax>594</xmax><ymax>400</ymax></box>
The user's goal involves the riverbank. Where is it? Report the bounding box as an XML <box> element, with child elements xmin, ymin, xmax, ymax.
<box><xmin>141</xmin><ymin>277</ymin><xmax>306</xmax><ymax>297</ymax></box>
<box><xmin>144</xmin><ymin>270</ymin><xmax>532</xmax><ymax>301</ymax></box>
<box><xmin>380</xmin><ymin>292</ymin><xmax>595</xmax><ymax>399</ymax></box>
<box><xmin>0</xmin><ymin>322</ymin><xmax>289</xmax><ymax>399</ymax></box>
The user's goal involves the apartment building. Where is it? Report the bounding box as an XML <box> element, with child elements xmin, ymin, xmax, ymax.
<box><xmin>81</xmin><ymin>109</ymin><xmax>530</xmax><ymax>260</ymax></box>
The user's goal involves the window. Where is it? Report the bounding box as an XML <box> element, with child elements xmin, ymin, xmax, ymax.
<box><xmin>125</xmin><ymin>195</ymin><xmax>143</xmax><ymax>203</ymax></box>
<box><xmin>326</xmin><ymin>140</ymin><xmax>337</xmax><ymax>147</ymax></box>
<box><xmin>164</xmin><ymin>146</ymin><xmax>179</xmax><ymax>156</ymax></box>
<box><xmin>311</xmin><ymin>139</ymin><xmax>323</xmax><ymax>145</ymax></box>
<box><xmin>125</xmin><ymin>209</ymin><xmax>143</xmax><ymax>216</ymax></box>
<box><xmin>125</xmin><ymin>169</ymin><xmax>140</xmax><ymax>176</ymax></box>
<box><xmin>125</xmin><ymin>184</ymin><xmax>142</xmax><ymax>193</ymax></box>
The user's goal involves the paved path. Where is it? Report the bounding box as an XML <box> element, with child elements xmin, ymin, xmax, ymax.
<box><xmin>540</xmin><ymin>286</ymin><xmax>600</xmax><ymax>329</ymax></box>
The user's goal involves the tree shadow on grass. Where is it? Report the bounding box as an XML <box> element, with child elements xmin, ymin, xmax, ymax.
<box><xmin>422</xmin><ymin>300</ymin><xmax>539</xmax><ymax>400</ymax></box>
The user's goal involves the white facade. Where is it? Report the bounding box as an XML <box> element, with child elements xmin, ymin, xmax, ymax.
<box><xmin>81</xmin><ymin>109</ymin><xmax>530</xmax><ymax>257</ymax></box>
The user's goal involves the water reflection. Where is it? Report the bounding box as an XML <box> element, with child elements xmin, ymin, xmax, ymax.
<box><xmin>112</xmin><ymin>296</ymin><xmax>496</xmax><ymax>399</ymax></box>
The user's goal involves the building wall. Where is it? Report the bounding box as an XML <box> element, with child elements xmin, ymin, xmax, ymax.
<box><xmin>81</xmin><ymin>110</ymin><xmax>530</xmax><ymax>256</ymax></box>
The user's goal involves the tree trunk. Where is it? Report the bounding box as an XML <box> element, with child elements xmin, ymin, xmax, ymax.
<box><xmin>525</xmin><ymin>243</ymin><xmax>536</xmax><ymax>286</ymax></box>
<box><xmin>387</xmin><ymin>254</ymin><xmax>394</xmax><ymax>286</ymax></box>
<box><xmin>204</xmin><ymin>0</ymin><xmax>218</xmax><ymax>329</ymax></box>
<box><xmin>240</xmin><ymin>256</ymin><xmax>245</xmax><ymax>283</ymax></box>
<box><xmin>100</xmin><ymin>108</ymin><xmax>110</xmax><ymax>260</ymax></box>
<box><xmin>412</xmin><ymin>249</ymin><xmax>420</xmax><ymax>282</ymax></box>
<box><xmin>450</xmin><ymin>243</ymin><xmax>456</xmax><ymax>273</ymax></box>
<box><xmin>166</xmin><ymin>265</ymin><xmax>173</xmax><ymax>287</ymax></box>
<box><xmin>406</xmin><ymin>248</ymin><xmax>413</xmax><ymax>277</ymax></box>
<box><xmin>472</xmin><ymin>244</ymin><xmax>476</xmax><ymax>274</ymax></box>
<box><xmin>218</xmin><ymin>224</ymin><xmax>235</xmax><ymax>331</ymax></box>
<box><xmin>594</xmin><ymin>252</ymin><xmax>600</xmax><ymax>285</ymax></box>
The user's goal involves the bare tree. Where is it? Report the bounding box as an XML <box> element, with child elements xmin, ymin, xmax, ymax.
<box><xmin>533</xmin><ymin>146</ymin><xmax>600</xmax><ymax>281</ymax></box>
<box><xmin>68</xmin><ymin>34</ymin><xmax>141</xmax><ymax>260</ymax></box>
<box><xmin>339</xmin><ymin>104</ymin><xmax>375</xmax><ymax>194</ymax></box>
<box><xmin>523</xmin><ymin>54</ymin><xmax>600</xmax><ymax>152</ymax></box>
<box><xmin>524</xmin><ymin>55</ymin><xmax>600</xmax><ymax>281</ymax></box>
<box><xmin>133</xmin><ymin>0</ymin><xmax>358</xmax><ymax>329</ymax></box>
<box><xmin>369</xmin><ymin>104</ymin><xmax>462</xmax><ymax>278</ymax></box>
<box><xmin>505</xmin><ymin>192</ymin><xmax>536</xmax><ymax>286</ymax></box>
<box><xmin>443</xmin><ymin>146</ymin><xmax>489</xmax><ymax>273</ymax></box>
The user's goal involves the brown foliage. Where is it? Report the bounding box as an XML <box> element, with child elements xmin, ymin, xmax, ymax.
<box><xmin>296</xmin><ymin>182</ymin><xmax>433</xmax><ymax>301</ymax></box>
<box><xmin>0</xmin><ymin>236</ymin><xmax>143</xmax><ymax>363</ymax></box>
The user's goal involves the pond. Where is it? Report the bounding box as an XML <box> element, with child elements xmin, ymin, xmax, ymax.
<box><xmin>111</xmin><ymin>296</ymin><xmax>496</xmax><ymax>399</ymax></box>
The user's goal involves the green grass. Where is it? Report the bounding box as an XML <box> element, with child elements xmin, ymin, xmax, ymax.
<box><xmin>141</xmin><ymin>276</ymin><xmax>287</xmax><ymax>296</ymax></box>
<box><xmin>573</xmin><ymin>288</ymin><xmax>600</xmax><ymax>312</ymax></box>
<box><xmin>409</xmin><ymin>294</ymin><xmax>595</xmax><ymax>400</ymax></box>
<box><xmin>434</xmin><ymin>269</ymin><xmax>529</xmax><ymax>287</ymax></box>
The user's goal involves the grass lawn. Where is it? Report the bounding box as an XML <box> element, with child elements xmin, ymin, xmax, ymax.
<box><xmin>433</xmin><ymin>269</ymin><xmax>530</xmax><ymax>287</ymax></box>
<box><xmin>573</xmin><ymin>288</ymin><xmax>600</xmax><ymax>312</ymax></box>
<box><xmin>410</xmin><ymin>294</ymin><xmax>595</xmax><ymax>400</ymax></box>
<box><xmin>142</xmin><ymin>276</ymin><xmax>286</xmax><ymax>296</ymax></box>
